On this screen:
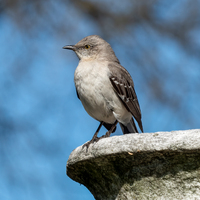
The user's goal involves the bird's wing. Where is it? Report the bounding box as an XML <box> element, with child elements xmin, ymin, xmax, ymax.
<box><xmin>108</xmin><ymin>63</ymin><xmax>143</xmax><ymax>132</ymax></box>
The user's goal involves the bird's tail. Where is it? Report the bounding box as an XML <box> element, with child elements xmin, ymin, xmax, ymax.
<box><xmin>119</xmin><ymin>118</ymin><xmax>138</xmax><ymax>134</ymax></box>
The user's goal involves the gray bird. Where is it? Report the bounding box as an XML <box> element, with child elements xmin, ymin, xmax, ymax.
<box><xmin>63</xmin><ymin>35</ymin><xmax>143</xmax><ymax>148</ymax></box>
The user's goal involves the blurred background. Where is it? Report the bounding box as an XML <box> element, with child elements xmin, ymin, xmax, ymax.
<box><xmin>0</xmin><ymin>0</ymin><xmax>200</xmax><ymax>199</ymax></box>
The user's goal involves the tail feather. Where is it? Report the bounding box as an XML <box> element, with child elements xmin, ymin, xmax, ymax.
<box><xmin>119</xmin><ymin>118</ymin><xmax>138</xmax><ymax>134</ymax></box>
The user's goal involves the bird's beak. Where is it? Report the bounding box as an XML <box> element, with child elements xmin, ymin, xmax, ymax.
<box><xmin>62</xmin><ymin>45</ymin><xmax>76</xmax><ymax>50</ymax></box>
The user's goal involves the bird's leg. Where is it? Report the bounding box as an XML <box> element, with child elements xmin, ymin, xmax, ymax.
<box><xmin>99</xmin><ymin>120</ymin><xmax>118</xmax><ymax>139</ymax></box>
<box><xmin>82</xmin><ymin>121</ymin><xmax>104</xmax><ymax>150</ymax></box>
<box><xmin>90</xmin><ymin>121</ymin><xmax>104</xmax><ymax>142</ymax></box>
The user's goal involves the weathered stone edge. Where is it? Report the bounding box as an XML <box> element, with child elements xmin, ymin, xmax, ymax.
<box><xmin>67</xmin><ymin>129</ymin><xmax>200</xmax><ymax>166</ymax></box>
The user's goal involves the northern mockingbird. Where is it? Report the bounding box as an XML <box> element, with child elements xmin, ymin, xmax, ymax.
<box><xmin>63</xmin><ymin>35</ymin><xmax>143</xmax><ymax>148</ymax></box>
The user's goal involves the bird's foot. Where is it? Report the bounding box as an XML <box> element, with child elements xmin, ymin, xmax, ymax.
<box><xmin>82</xmin><ymin>132</ymin><xmax>110</xmax><ymax>151</ymax></box>
<box><xmin>98</xmin><ymin>131</ymin><xmax>111</xmax><ymax>139</ymax></box>
<box><xmin>82</xmin><ymin>121</ymin><xmax>116</xmax><ymax>152</ymax></box>
<box><xmin>82</xmin><ymin>136</ymin><xmax>99</xmax><ymax>151</ymax></box>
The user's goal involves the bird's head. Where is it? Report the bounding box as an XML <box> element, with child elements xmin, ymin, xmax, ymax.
<box><xmin>63</xmin><ymin>35</ymin><xmax>119</xmax><ymax>63</ymax></box>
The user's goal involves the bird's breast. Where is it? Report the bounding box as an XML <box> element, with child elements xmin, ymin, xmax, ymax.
<box><xmin>74</xmin><ymin>61</ymin><xmax>116</xmax><ymax>123</ymax></box>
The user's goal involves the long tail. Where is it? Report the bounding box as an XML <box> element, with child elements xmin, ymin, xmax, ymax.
<box><xmin>119</xmin><ymin>118</ymin><xmax>138</xmax><ymax>134</ymax></box>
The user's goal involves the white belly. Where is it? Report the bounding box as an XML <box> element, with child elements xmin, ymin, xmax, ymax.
<box><xmin>74</xmin><ymin>60</ymin><xmax>131</xmax><ymax>125</ymax></box>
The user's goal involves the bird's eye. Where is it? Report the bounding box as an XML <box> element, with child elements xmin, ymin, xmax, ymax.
<box><xmin>85</xmin><ymin>45</ymin><xmax>90</xmax><ymax>49</ymax></box>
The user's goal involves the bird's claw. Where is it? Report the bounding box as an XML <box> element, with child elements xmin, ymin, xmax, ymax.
<box><xmin>82</xmin><ymin>133</ymin><xmax>110</xmax><ymax>152</ymax></box>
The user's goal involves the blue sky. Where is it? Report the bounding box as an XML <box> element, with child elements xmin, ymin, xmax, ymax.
<box><xmin>0</xmin><ymin>1</ymin><xmax>200</xmax><ymax>199</ymax></box>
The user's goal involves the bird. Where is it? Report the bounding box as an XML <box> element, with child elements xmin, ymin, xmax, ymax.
<box><xmin>63</xmin><ymin>35</ymin><xmax>143</xmax><ymax>149</ymax></box>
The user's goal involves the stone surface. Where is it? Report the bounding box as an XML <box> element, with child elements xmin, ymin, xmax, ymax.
<box><xmin>67</xmin><ymin>129</ymin><xmax>200</xmax><ymax>200</ymax></box>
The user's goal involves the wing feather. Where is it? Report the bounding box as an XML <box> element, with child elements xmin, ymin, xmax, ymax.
<box><xmin>109</xmin><ymin>63</ymin><xmax>143</xmax><ymax>132</ymax></box>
